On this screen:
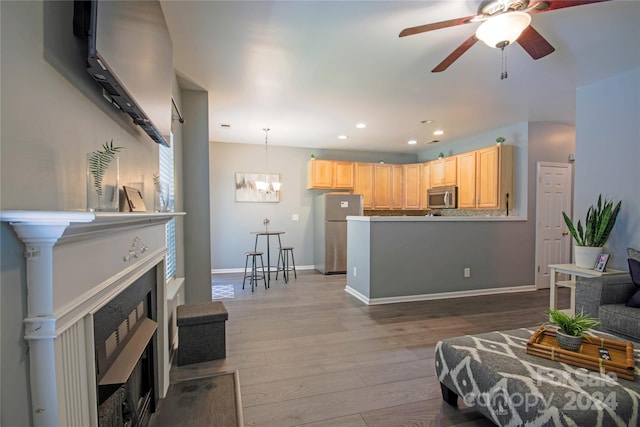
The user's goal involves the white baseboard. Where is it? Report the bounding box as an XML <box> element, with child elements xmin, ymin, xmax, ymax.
<box><xmin>212</xmin><ymin>265</ymin><xmax>316</xmax><ymax>274</ymax></box>
<box><xmin>345</xmin><ymin>284</ymin><xmax>537</xmax><ymax>305</ymax></box>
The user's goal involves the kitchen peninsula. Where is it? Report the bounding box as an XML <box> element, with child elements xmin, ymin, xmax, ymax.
<box><xmin>346</xmin><ymin>215</ymin><xmax>534</xmax><ymax>305</ymax></box>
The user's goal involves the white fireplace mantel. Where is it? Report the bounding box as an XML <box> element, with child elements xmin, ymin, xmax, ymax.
<box><xmin>1</xmin><ymin>210</ymin><xmax>185</xmax><ymax>427</ymax></box>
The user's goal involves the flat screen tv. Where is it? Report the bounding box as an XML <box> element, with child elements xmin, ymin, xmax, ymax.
<box><xmin>74</xmin><ymin>0</ymin><xmax>173</xmax><ymax>147</ymax></box>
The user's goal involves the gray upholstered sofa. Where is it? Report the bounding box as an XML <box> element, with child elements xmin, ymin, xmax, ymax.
<box><xmin>575</xmin><ymin>273</ymin><xmax>640</xmax><ymax>341</ymax></box>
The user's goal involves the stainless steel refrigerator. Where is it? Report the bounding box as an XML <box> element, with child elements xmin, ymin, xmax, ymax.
<box><xmin>314</xmin><ymin>193</ymin><xmax>363</xmax><ymax>274</ymax></box>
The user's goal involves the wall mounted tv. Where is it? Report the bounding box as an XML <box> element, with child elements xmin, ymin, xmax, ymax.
<box><xmin>74</xmin><ymin>0</ymin><xmax>173</xmax><ymax>147</ymax></box>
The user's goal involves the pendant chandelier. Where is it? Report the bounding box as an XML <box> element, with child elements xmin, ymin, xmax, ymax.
<box><xmin>255</xmin><ymin>128</ymin><xmax>281</xmax><ymax>193</ymax></box>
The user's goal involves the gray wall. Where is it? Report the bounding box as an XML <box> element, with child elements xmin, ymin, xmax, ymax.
<box><xmin>575</xmin><ymin>67</ymin><xmax>640</xmax><ymax>269</ymax></box>
<box><xmin>0</xmin><ymin>2</ymin><xmax>185</xmax><ymax>424</ymax></box>
<box><xmin>348</xmin><ymin>219</ymin><xmax>534</xmax><ymax>300</ymax></box>
<box><xmin>182</xmin><ymin>89</ymin><xmax>212</xmax><ymax>303</ymax></box>
<box><xmin>209</xmin><ymin>142</ymin><xmax>417</xmax><ymax>270</ymax></box>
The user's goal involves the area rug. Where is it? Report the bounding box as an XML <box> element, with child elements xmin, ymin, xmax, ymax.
<box><xmin>212</xmin><ymin>284</ymin><xmax>235</xmax><ymax>300</ymax></box>
<box><xmin>153</xmin><ymin>372</ymin><xmax>244</xmax><ymax>427</ymax></box>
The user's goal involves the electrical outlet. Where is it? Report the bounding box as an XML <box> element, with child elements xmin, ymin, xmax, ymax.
<box><xmin>464</xmin><ymin>267</ymin><xmax>471</xmax><ymax>278</ymax></box>
<box><xmin>353</xmin><ymin>267</ymin><xmax>357</xmax><ymax>277</ymax></box>
<box><xmin>292</xmin><ymin>213</ymin><xmax>299</xmax><ymax>221</ymax></box>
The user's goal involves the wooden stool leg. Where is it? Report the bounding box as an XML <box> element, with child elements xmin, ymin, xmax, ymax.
<box><xmin>243</xmin><ymin>255</ymin><xmax>249</xmax><ymax>289</ymax></box>
<box><xmin>283</xmin><ymin>250</ymin><xmax>289</xmax><ymax>283</ymax></box>
<box><xmin>259</xmin><ymin>254</ymin><xmax>267</xmax><ymax>289</ymax></box>
<box><xmin>287</xmin><ymin>249</ymin><xmax>297</xmax><ymax>279</ymax></box>
<box><xmin>275</xmin><ymin>248</ymin><xmax>282</xmax><ymax>281</ymax></box>
<box><xmin>250</xmin><ymin>254</ymin><xmax>256</xmax><ymax>292</ymax></box>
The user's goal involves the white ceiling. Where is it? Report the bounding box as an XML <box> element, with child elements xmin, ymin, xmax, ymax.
<box><xmin>160</xmin><ymin>0</ymin><xmax>640</xmax><ymax>153</ymax></box>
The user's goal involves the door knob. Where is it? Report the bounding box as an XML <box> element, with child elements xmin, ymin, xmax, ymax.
<box><xmin>562</xmin><ymin>232</ymin><xmax>569</xmax><ymax>236</ymax></box>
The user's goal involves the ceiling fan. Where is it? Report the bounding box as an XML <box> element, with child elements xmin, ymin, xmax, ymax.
<box><xmin>399</xmin><ymin>0</ymin><xmax>612</xmax><ymax>73</ymax></box>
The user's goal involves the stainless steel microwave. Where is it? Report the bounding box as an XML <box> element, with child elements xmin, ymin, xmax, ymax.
<box><xmin>427</xmin><ymin>185</ymin><xmax>458</xmax><ymax>209</ymax></box>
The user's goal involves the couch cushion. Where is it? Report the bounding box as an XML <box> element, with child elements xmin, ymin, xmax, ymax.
<box><xmin>629</xmin><ymin>258</ymin><xmax>640</xmax><ymax>286</ymax></box>
<box><xmin>599</xmin><ymin>303</ymin><xmax>640</xmax><ymax>340</ymax></box>
<box><xmin>625</xmin><ymin>258</ymin><xmax>640</xmax><ymax>307</ymax></box>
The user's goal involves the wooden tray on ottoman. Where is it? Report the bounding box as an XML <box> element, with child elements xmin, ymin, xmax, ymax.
<box><xmin>526</xmin><ymin>326</ymin><xmax>635</xmax><ymax>381</ymax></box>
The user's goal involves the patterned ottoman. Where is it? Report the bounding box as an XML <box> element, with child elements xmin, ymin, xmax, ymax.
<box><xmin>435</xmin><ymin>328</ymin><xmax>640</xmax><ymax>426</ymax></box>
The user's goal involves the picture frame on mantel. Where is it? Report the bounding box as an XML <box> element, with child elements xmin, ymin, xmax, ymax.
<box><xmin>235</xmin><ymin>172</ymin><xmax>280</xmax><ymax>203</ymax></box>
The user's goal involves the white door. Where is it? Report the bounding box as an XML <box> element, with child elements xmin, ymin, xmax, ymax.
<box><xmin>535</xmin><ymin>162</ymin><xmax>573</xmax><ymax>289</ymax></box>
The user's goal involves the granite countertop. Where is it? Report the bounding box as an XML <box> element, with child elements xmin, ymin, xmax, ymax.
<box><xmin>347</xmin><ymin>215</ymin><xmax>526</xmax><ymax>222</ymax></box>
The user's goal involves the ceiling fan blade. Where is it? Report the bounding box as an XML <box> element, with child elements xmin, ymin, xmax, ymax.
<box><xmin>527</xmin><ymin>0</ymin><xmax>612</xmax><ymax>14</ymax></box>
<box><xmin>432</xmin><ymin>35</ymin><xmax>478</xmax><ymax>73</ymax></box>
<box><xmin>399</xmin><ymin>15</ymin><xmax>479</xmax><ymax>37</ymax></box>
<box><xmin>516</xmin><ymin>25</ymin><xmax>555</xmax><ymax>59</ymax></box>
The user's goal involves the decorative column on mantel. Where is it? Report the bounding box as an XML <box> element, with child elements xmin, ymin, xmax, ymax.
<box><xmin>0</xmin><ymin>210</ymin><xmax>183</xmax><ymax>427</ymax></box>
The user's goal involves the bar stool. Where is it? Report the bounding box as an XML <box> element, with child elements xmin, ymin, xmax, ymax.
<box><xmin>276</xmin><ymin>246</ymin><xmax>297</xmax><ymax>283</ymax></box>
<box><xmin>243</xmin><ymin>251</ymin><xmax>267</xmax><ymax>292</ymax></box>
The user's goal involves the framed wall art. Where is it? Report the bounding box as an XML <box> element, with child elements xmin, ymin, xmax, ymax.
<box><xmin>235</xmin><ymin>172</ymin><xmax>281</xmax><ymax>203</ymax></box>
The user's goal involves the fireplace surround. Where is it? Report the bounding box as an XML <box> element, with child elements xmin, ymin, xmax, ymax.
<box><xmin>0</xmin><ymin>211</ymin><xmax>183</xmax><ymax>427</ymax></box>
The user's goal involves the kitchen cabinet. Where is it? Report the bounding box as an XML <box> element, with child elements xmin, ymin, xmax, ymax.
<box><xmin>373</xmin><ymin>164</ymin><xmax>392</xmax><ymax>209</ymax></box>
<box><xmin>307</xmin><ymin>160</ymin><xmax>354</xmax><ymax>189</ymax></box>
<box><xmin>354</xmin><ymin>162</ymin><xmax>374</xmax><ymax>209</ymax></box>
<box><xmin>333</xmin><ymin>161</ymin><xmax>355</xmax><ymax>189</ymax></box>
<box><xmin>430</xmin><ymin>157</ymin><xmax>457</xmax><ymax>187</ymax></box>
<box><xmin>476</xmin><ymin>145</ymin><xmax>514</xmax><ymax>209</ymax></box>
<box><xmin>420</xmin><ymin>162</ymin><xmax>431</xmax><ymax>209</ymax></box>
<box><xmin>403</xmin><ymin>164</ymin><xmax>422</xmax><ymax>209</ymax></box>
<box><xmin>456</xmin><ymin>151</ymin><xmax>476</xmax><ymax>208</ymax></box>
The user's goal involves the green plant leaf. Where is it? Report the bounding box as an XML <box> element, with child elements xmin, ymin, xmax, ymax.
<box><xmin>88</xmin><ymin>140</ymin><xmax>123</xmax><ymax>196</ymax></box>
<box><xmin>546</xmin><ymin>309</ymin><xmax>599</xmax><ymax>336</ymax></box>
<box><xmin>563</xmin><ymin>195</ymin><xmax>621</xmax><ymax>247</ymax></box>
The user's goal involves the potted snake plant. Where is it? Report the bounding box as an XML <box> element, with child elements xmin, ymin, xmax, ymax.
<box><xmin>562</xmin><ymin>195</ymin><xmax>621</xmax><ymax>269</ymax></box>
<box><xmin>546</xmin><ymin>309</ymin><xmax>599</xmax><ymax>352</ymax></box>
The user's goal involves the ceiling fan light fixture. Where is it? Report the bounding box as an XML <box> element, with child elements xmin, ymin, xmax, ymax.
<box><xmin>475</xmin><ymin>11</ymin><xmax>531</xmax><ymax>48</ymax></box>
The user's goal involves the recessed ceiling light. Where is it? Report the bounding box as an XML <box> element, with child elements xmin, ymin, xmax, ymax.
<box><xmin>433</xmin><ymin>130</ymin><xmax>444</xmax><ymax>136</ymax></box>
<box><xmin>338</xmin><ymin>135</ymin><xmax>348</xmax><ymax>140</ymax></box>
<box><xmin>407</xmin><ymin>140</ymin><xmax>417</xmax><ymax>145</ymax></box>
<box><xmin>355</xmin><ymin>123</ymin><xmax>366</xmax><ymax>129</ymax></box>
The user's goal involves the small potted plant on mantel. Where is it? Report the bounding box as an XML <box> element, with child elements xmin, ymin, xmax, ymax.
<box><xmin>546</xmin><ymin>309</ymin><xmax>599</xmax><ymax>352</ymax></box>
<box><xmin>562</xmin><ymin>194</ymin><xmax>622</xmax><ymax>269</ymax></box>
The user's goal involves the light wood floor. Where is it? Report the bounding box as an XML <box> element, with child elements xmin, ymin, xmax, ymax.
<box><xmin>159</xmin><ymin>270</ymin><xmax>569</xmax><ymax>427</ymax></box>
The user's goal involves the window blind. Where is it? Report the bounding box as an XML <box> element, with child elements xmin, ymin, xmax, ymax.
<box><xmin>159</xmin><ymin>134</ymin><xmax>176</xmax><ymax>281</ymax></box>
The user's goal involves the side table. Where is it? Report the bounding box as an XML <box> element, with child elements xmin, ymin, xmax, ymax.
<box><xmin>548</xmin><ymin>263</ymin><xmax>626</xmax><ymax>315</ymax></box>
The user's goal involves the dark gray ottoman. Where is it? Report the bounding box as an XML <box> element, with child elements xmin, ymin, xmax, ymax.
<box><xmin>436</xmin><ymin>328</ymin><xmax>640</xmax><ymax>426</ymax></box>
<box><xmin>177</xmin><ymin>301</ymin><xmax>228</xmax><ymax>366</ymax></box>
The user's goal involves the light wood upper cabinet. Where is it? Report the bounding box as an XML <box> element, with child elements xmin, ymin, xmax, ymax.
<box><xmin>403</xmin><ymin>164</ymin><xmax>422</xmax><ymax>210</ymax></box>
<box><xmin>307</xmin><ymin>144</ymin><xmax>513</xmax><ymax>211</ymax></box>
<box><xmin>354</xmin><ymin>162</ymin><xmax>374</xmax><ymax>209</ymax></box>
<box><xmin>334</xmin><ymin>161</ymin><xmax>355</xmax><ymax>189</ymax></box>
<box><xmin>476</xmin><ymin>145</ymin><xmax>514</xmax><ymax>209</ymax></box>
<box><xmin>373</xmin><ymin>164</ymin><xmax>393</xmax><ymax>209</ymax></box>
<box><xmin>307</xmin><ymin>160</ymin><xmax>354</xmax><ymax>189</ymax></box>
<box><xmin>420</xmin><ymin>162</ymin><xmax>430</xmax><ymax>209</ymax></box>
<box><xmin>456</xmin><ymin>151</ymin><xmax>476</xmax><ymax>209</ymax></box>
<box><xmin>430</xmin><ymin>157</ymin><xmax>457</xmax><ymax>187</ymax></box>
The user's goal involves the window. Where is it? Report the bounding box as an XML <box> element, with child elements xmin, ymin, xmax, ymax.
<box><xmin>159</xmin><ymin>133</ymin><xmax>176</xmax><ymax>281</ymax></box>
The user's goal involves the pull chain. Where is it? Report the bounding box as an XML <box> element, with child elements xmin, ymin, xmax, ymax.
<box><xmin>500</xmin><ymin>46</ymin><xmax>508</xmax><ymax>80</ymax></box>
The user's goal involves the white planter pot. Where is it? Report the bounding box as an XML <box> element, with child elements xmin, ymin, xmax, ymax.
<box><xmin>574</xmin><ymin>246</ymin><xmax>602</xmax><ymax>269</ymax></box>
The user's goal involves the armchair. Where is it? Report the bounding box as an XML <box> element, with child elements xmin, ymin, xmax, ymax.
<box><xmin>575</xmin><ymin>273</ymin><xmax>640</xmax><ymax>341</ymax></box>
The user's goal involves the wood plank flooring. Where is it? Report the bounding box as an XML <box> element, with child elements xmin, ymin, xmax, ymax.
<box><xmin>153</xmin><ymin>271</ymin><xmax>570</xmax><ymax>427</ymax></box>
